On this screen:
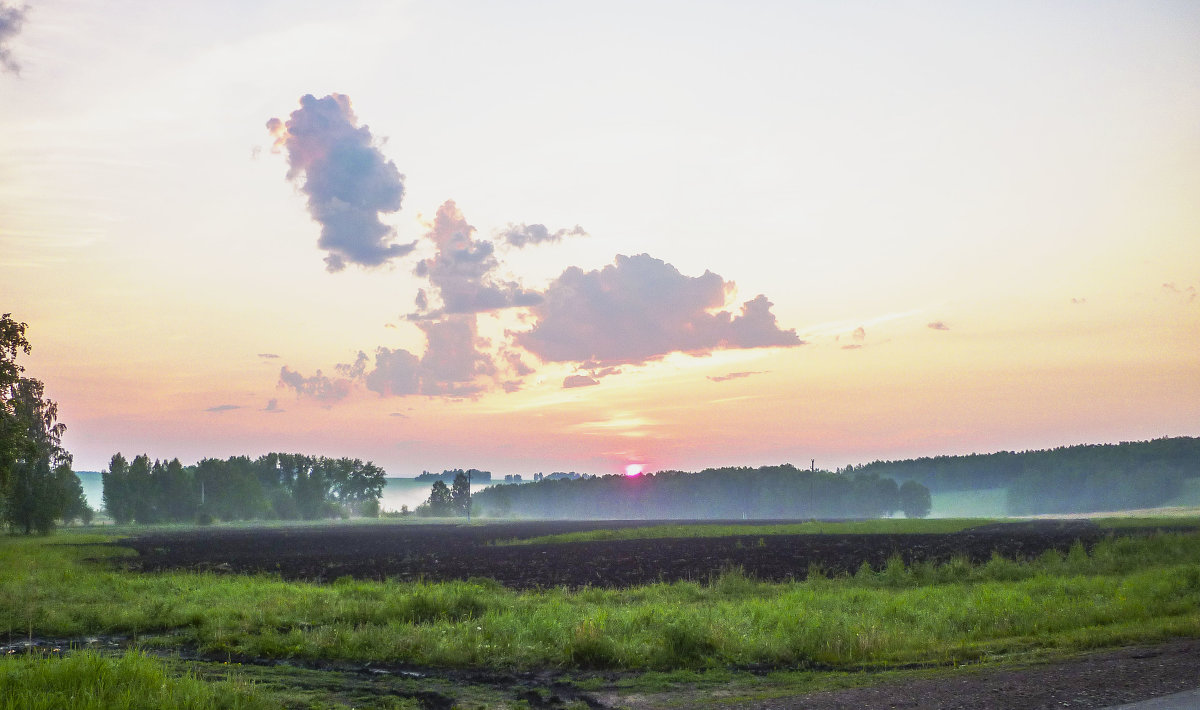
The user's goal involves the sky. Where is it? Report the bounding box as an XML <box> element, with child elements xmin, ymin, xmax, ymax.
<box><xmin>2</xmin><ymin>1</ymin><xmax>1198</xmax><ymax>477</ymax></box>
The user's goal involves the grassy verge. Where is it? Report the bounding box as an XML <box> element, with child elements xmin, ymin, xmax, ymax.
<box><xmin>2</xmin><ymin>530</ymin><xmax>1199</xmax><ymax>672</ymax></box>
<box><xmin>0</xmin><ymin>650</ymin><xmax>270</xmax><ymax>710</ymax></box>
<box><xmin>494</xmin><ymin>518</ymin><xmax>998</xmax><ymax>545</ymax></box>
<box><xmin>1096</xmin><ymin>516</ymin><xmax>1200</xmax><ymax>529</ymax></box>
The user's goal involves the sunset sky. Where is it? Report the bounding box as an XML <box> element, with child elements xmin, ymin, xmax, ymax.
<box><xmin>2</xmin><ymin>1</ymin><xmax>1198</xmax><ymax>476</ymax></box>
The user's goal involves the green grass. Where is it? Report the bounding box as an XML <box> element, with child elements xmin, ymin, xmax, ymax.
<box><xmin>1096</xmin><ymin>516</ymin><xmax>1200</xmax><ymax>529</ymax></box>
<box><xmin>3</xmin><ymin>529</ymin><xmax>1200</xmax><ymax>673</ymax></box>
<box><xmin>0</xmin><ymin>650</ymin><xmax>270</xmax><ymax>710</ymax></box>
<box><xmin>494</xmin><ymin>518</ymin><xmax>998</xmax><ymax>546</ymax></box>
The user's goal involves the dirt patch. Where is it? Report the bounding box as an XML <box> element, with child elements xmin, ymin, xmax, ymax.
<box><xmin>741</xmin><ymin>637</ymin><xmax>1200</xmax><ymax>710</ymax></box>
<box><xmin>118</xmin><ymin>519</ymin><xmax>1110</xmax><ymax>588</ymax></box>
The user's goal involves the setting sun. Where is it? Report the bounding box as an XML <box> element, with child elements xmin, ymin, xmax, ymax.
<box><xmin>624</xmin><ymin>463</ymin><xmax>644</xmax><ymax>477</ymax></box>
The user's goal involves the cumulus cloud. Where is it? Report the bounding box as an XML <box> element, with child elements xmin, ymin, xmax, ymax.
<box><xmin>562</xmin><ymin>374</ymin><xmax>600</xmax><ymax>389</ymax></box>
<box><xmin>517</xmin><ymin>254</ymin><xmax>801</xmax><ymax>366</ymax></box>
<box><xmin>268</xmin><ymin>94</ymin><xmax>414</xmax><ymax>272</ymax></box>
<box><xmin>284</xmin><ymin>316</ymin><xmax>497</xmax><ymax>401</ymax></box>
<box><xmin>278</xmin><ymin>365</ymin><xmax>356</xmax><ymax>403</ymax></box>
<box><xmin>411</xmin><ymin>201</ymin><xmax>542</xmax><ymax>317</ymax></box>
<box><xmin>0</xmin><ymin>3</ymin><xmax>27</xmax><ymax>74</ymax></box>
<box><xmin>927</xmin><ymin>321</ymin><xmax>950</xmax><ymax>331</ymax></box>
<box><xmin>205</xmin><ymin>404</ymin><xmax>241</xmax><ymax>413</ymax></box>
<box><xmin>708</xmin><ymin>371</ymin><xmax>766</xmax><ymax>382</ymax></box>
<box><xmin>500</xmin><ymin>223</ymin><xmax>587</xmax><ymax>248</ymax></box>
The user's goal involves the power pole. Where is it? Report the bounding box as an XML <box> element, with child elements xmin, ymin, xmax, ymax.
<box><xmin>811</xmin><ymin>459</ymin><xmax>815</xmax><ymax>472</ymax></box>
<box><xmin>466</xmin><ymin>469</ymin><xmax>472</xmax><ymax>522</ymax></box>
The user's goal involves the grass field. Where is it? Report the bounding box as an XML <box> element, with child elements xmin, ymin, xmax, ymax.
<box><xmin>3</xmin><ymin>520</ymin><xmax>1200</xmax><ymax>707</ymax></box>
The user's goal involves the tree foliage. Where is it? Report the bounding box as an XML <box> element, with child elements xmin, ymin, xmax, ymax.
<box><xmin>856</xmin><ymin>437</ymin><xmax>1200</xmax><ymax>515</ymax></box>
<box><xmin>472</xmin><ymin>465</ymin><xmax>923</xmax><ymax>520</ymax></box>
<box><xmin>0</xmin><ymin>314</ymin><xmax>91</xmax><ymax>533</ymax></box>
<box><xmin>100</xmin><ymin>451</ymin><xmax>387</xmax><ymax>523</ymax></box>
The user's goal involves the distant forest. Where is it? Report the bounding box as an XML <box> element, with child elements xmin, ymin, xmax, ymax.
<box><xmin>101</xmin><ymin>452</ymin><xmax>386</xmax><ymax>523</ymax></box>
<box><xmin>853</xmin><ymin>437</ymin><xmax>1200</xmax><ymax>515</ymax></box>
<box><xmin>471</xmin><ymin>465</ymin><xmax>931</xmax><ymax>520</ymax></box>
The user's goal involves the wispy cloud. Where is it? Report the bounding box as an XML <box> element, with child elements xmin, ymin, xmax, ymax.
<box><xmin>257</xmin><ymin>353</ymin><xmax>280</xmax><ymax>359</ymax></box>
<box><xmin>927</xmin><ymin>321</ymin><xmax>950</xmax><ymax>331</ymax></box>
<box><xmin>500</xmin><ymin>223</ymin><xmax>587</xmax><ymax>248</ymax></box>
<box><xmin>205</xmin><ymin>404</ymin><xmax>241</xmax><ymax>413</ymax></box>
<box><xmin>1162</xmin><ymin>282</ymin><xmax>1197</xmax><ymax>304</ymax></box>
<box><xmin>708</xmin><ymin>370</ymin><xmax>766</xmax><ymax>383</ymax></box>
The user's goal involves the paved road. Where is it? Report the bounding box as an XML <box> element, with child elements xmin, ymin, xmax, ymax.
<box><xmin>1105</xmin><ymin>689</ymin><xmax>1200</xmax><ymax>709</ymax></box>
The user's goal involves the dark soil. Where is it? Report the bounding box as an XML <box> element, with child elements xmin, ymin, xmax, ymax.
<box><xmin>749</xmin><ymin>637</ymin><xmax>1200</xmax><ymax>710</ymax></box>
<box><xmin>118</xmin><ymin>519</ymin><xmax>1111</xmax><ymax>588</ymax></box>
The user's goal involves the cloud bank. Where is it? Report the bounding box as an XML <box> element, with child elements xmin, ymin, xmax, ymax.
<box><xmin>0</xmin><ymin>3</ymin><xmax>27</xmax><ymax>74</ymax></box>
<box><xmin>268</xmin><ymin>94</ymin><xmax>413</xmax><ymax>272</ymax></box>
<box><xmin>268</xmin><ymin>94</ymin><xmax>803</xmax><ymax>402</ymax></box>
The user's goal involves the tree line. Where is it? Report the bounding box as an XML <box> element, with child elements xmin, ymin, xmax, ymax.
<box><xmin>854</xmin><ymin>437</ymin><xmax>1200</xmax><ymax>514</ymax></box>
<box><xmin>471</xmin><ymin>465</ymin><xmax>931</xmax><ymax>520</ymax></box>
<box><xmin>1</xmin><ymin>314</ymin><xmax>91</xmax><ymax>533</ymax></box>
<box><xmin>102</xmin><ymin>452</ymin><xmax>387</xmax><ymax>524</ymax></box>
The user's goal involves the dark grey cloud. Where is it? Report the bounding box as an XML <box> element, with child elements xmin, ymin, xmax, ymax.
<box><xmin>563</xmin><ymin>374</ymin><xmax>599</xmax><ymax>389</ymax></box>
<box><xmin>205</xmin><ymin>404</ymin><xmax>241</xmax><ymax>413</ymax></box>
<box><xmin>410</xmin><ymin>201</ymin><xmax>542</xmax><ymax>317</ymax></box>
<box><xmin>517</xmin><ymin>254</ymin><xmax>802</xmax><ymax>366</ymax></box>
<box><xmin>0</xmin><ymin>3</ymin><xmax>27</xmax><ymax>74</ymax></box>
<box><xmin>500</xmin><ymin>223</ymin><xmax>587</xmax><ymax>248</ymax></box>
<box><xmin>927</xmin><ymin>321</ymin><xmax>950</xmax><ymax>331</ymax></box>
<box><xmin>708</xmin><ymin>370</ymin><xmax>766</xmax><ymax>383</ymax></box>
<box><xmin>262</xmin><ymin>399</ymin><xmax>283</xmax><ymax>414</ymax></box>
<box><xmin>268</xmin><ymin>94</ymin><xmax>414</xmax><ymax>272</ymax></box>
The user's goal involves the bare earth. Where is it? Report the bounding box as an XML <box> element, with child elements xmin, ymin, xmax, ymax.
<box><xmin>733</xmin><ymin>638</ymin><xmax>1200</xmax><ymax>710</ymax></box>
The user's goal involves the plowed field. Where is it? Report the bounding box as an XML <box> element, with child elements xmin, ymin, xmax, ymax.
<box><xmin>120</xmin><ymin>519</ymin><xmax>1109</xmax><ymax>588</ymax></box>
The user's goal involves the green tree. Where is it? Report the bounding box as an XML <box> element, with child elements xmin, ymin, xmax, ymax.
<box><xmin>2</xmin><ymin>377</ymin><xmax>72</xmax><ymax>533</ymax></box>
<box><xmin>450</xmin><ymin>472</ymin><xmax>471</xmax><ymax>517</ymax></box>
<box><xmin>102</xmin><ymin>453</ymin><xmax>134</xmax><ymax>524</ymax></box>
<box><xmin>427</xmin><ymin>480</ymin><xmax>451</xmax><ymax>516</ymax></box>
<box><xmin>55</xmin><ymin>462</ymin><xmax>92</xmax><ymax>525</ymax></box>
<box><xmin>899</xmin><ymin>480</ymin><xmax>932</xmax><ymax>519</ymax></box>
<box><xmin>0</xmin><ymin>313</ymin><xmax>33</xmax><ymax>490</ymax></box>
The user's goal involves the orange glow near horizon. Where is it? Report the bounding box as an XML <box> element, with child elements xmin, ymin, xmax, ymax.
<box><xmin>624</xmin><ymin>463</ymin><xmax>645</xmax><ymax>477</ymax></box>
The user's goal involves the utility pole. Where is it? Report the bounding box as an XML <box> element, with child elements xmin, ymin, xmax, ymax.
<box><xmin>811</xmin><ymin>459</ymin><xmax>815</xmax><ymax>472</ymax></box>
<box><xmin>466</xmin><ymin>469</ymin><xmax>472</xmax><ymax>522</ymax></box>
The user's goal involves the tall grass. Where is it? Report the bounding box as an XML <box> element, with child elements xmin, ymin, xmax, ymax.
<box><xmin>0</xmin><ymin>650</ymin><xmax>269</xmax><ymax>710</ymax></box>
<box><xmin>1</xmin><ymin>531</ymin><xmax>1198</xmax><ymax>671</ymax></box>
<box><xmin>495</xmin><ymin>518</ymin><xmax>998</xmax><ymax>545</ymax></box>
